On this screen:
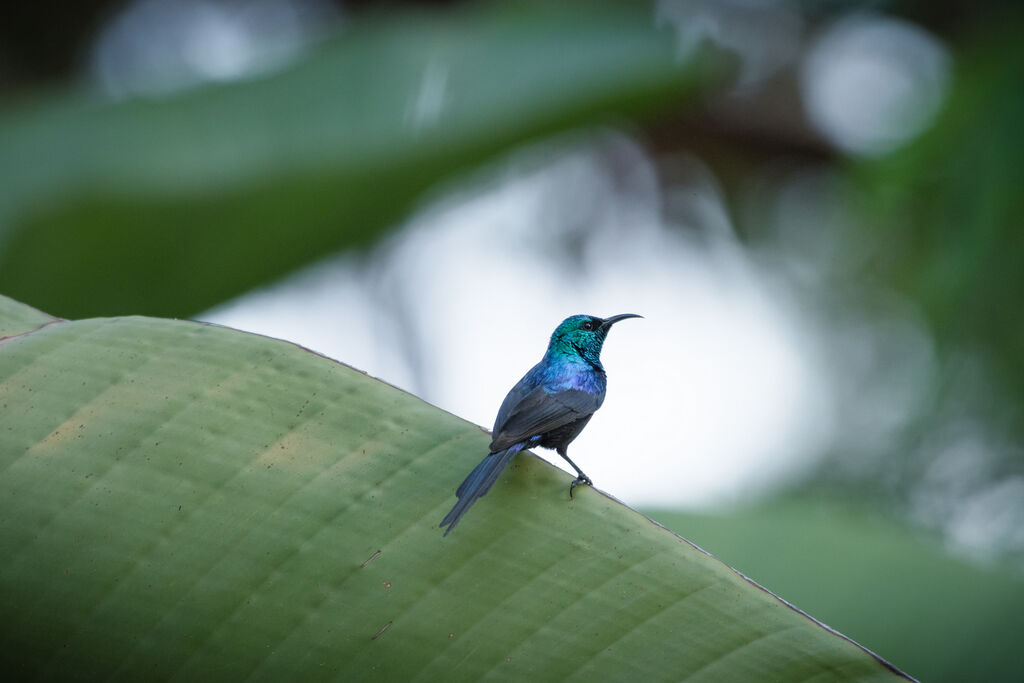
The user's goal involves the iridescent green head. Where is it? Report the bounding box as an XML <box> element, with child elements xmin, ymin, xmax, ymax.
<box><xmin>546</xmin><ymin>313</ymin><xmax>642</xmax><ymax>362</ymax></box>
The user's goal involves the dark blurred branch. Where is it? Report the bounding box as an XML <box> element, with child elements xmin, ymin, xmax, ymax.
<box><xmin>0</xmin><ymin>0</ymin><xmax>124</xmax><ymax>91</ymax></box>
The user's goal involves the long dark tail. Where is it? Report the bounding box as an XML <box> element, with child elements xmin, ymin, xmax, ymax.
<box><xmin>440</xmin><ymin>444</ymin><xmax>523</xmax><ymax>536</ymax></box>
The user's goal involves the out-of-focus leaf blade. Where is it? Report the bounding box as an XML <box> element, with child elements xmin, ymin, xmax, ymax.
<box><xmin>650</xmin><ymin>501</ymin><xmax>1024</xmax><ymax>683</ymax></box>
<box><xmin>0</xmin><ymin>3</ymin><xmax>727</xmax><ymax>320</ymax></box>
<box><xmin>0</xmin><ymin>306</ymin><xmax>908</xmax><ymax>681</ymax></box>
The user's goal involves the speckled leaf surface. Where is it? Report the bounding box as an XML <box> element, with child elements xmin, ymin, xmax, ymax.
<box><xmin>0</xmin><ymin>310</ymin><xmax>911</xmax><ymax>681</ymax></box>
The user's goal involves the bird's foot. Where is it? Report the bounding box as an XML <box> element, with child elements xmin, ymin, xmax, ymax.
<box><xmin>569</xmin><ymin>475</ymin><xmax>593</xmax><ymax>499</ymax></box>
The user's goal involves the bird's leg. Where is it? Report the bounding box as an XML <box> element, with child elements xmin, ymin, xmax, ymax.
<box><xmin>557</xmin><ymin>448</ymin><xmax>592</xmax><ymax>499</ymax></box>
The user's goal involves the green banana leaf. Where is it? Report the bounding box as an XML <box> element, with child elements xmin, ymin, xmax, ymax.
<box><xmin>0</xmin><ymin>2</ymin><xmax>726</xmax><ymax>321</ymax></box>
<box><xmin>0</xmin><ymin>295</ymin><xmax>910</xmax><ymax>680</ymax></box>
<box><xmin>0</xmin><ymin>297</ymin><xmax>57</xmax><ymax>338</ymax></box>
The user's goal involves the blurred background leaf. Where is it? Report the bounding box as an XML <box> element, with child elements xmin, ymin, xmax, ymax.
<box><xmin>799</xmin><ymin>6</ymin><xmax>1024</xmax><ymax>575</ymax></box>
<box><xmin>0</xmin><ymin>1</ymin><xmax>725</xmax><ymax>319</ymax></box>
<box><xmin>651</xmin><ymin>500</ymin><xmax>1024</xmax><ymax>682</ymax></box>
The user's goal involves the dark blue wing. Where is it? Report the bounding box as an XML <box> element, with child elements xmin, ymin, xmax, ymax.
<box><xmin>489</xmin><ymin>385</ymin><xmax>603</xmax><ymax>452</ymax></box>
<box><xmin>491</xmin><ymin>363</ymin><xmax>544</xmax><ymax>436</ymax></box>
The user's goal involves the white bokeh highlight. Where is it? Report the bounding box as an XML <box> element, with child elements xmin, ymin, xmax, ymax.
<box><xmin>801</xmin><ymin>13</ymin><xmax>950</xmax><ymax>157</ymax></box>
<box><xmin>90</xmin><ymin>0</ymin><xmax>339</xmax><ymax>98</ymax></box>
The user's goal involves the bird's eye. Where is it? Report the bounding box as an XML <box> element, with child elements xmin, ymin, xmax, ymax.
<box><xmin>581</xmin><ymin>320</ymin><xmax>595</xmax><ymax>331</ymax></box>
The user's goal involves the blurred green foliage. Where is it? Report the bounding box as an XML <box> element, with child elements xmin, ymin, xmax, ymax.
<box><xmin>822</xmin><ymin>12</ymin><xmax>1024</xmax><ymax>585</ymax></box>
<box><xmin>0</xmin><ymin>2</ymin><xmax>724</xmax><ymax>319</ymax></box>
<box><xmin>651</xmin><ymin>501</ymin><xmax>1024</xmax><ymax>682</ymax></box>
<box><xmin>856</xmin><ymin>13</ymin><xmax>1024</xmax><ymax>405</ymax></box>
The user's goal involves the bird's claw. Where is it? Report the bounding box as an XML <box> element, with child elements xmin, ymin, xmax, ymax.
<box><xmin>569</xmin><ymin>475</ymin><xmax>593</xmax><ymax>499</ymax></box>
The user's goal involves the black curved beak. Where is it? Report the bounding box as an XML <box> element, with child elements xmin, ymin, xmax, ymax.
<box><xmin>600</xmin><ymin>313</ymin><xmax>643</xmax><ymax>332</ymax></box>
